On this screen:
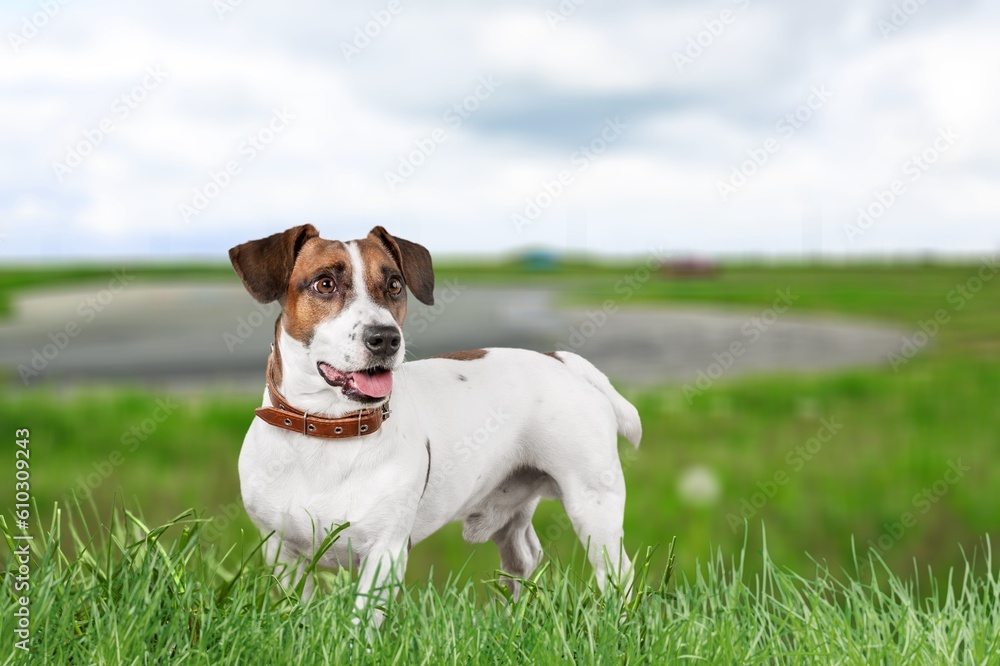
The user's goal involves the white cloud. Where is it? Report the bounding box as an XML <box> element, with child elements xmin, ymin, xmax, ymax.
<box><xmin>0</xmin><ymin>0</ymin><xmax>998</xmax><ymax>259</ymax></box>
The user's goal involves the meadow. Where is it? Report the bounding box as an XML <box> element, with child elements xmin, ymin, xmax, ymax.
<box><xmin>1</xmin><ymin>258</ymin><xmax>998</xmax><ymax>662</ymax></box>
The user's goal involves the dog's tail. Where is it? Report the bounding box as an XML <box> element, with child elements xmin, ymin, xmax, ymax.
<box><xmin>552</xmin><ymin>351</ymin><xmax>642</xmax><ymax>448</ymax></box>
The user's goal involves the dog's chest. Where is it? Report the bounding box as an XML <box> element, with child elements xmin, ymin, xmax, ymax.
<box><xmin>238</xmin><ymin>421</ymin><xmax>420</xmax><ymax>559</ymax></box>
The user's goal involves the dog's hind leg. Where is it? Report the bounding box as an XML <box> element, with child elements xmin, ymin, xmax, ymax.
<box><xmin>558</xmin><ymin>466</ymin><xmax>633</xmax><ymax>596</ymax></box>
<box><xmin>491</xmin><ymin>499</ymin><xmax>543</xmax><ymax>601</ymax></box>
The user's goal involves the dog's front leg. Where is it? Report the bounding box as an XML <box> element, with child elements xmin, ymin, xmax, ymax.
<box><xmin>352</xmin><ymin>538</ymin><xmax>408</xmax><ymax>630</ymax></box>
<box><xmin>263</xmin><ymin>533</ymin><xmax>314</xmax><ymax>601</ymax></box>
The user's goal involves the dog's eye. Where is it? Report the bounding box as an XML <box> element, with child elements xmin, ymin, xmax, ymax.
<box><xmin>312</xmin><ymin>277</ymin><xmax>336</xmax><ymax>295</ymax></box>
<box><xmin>387</xmin><ymin>277</ymin><xmax>403</xmax><ymax>296</ymax></box>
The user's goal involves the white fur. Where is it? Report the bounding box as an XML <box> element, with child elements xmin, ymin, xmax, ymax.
<box><xmin>238</xmin><ymin>243</ymin><xmax>642</xmax><ymax>623</ymax></box>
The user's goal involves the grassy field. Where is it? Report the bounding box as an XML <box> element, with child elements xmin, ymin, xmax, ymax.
<box><xmin>2</xmin><ymin>505</ymin><xmax>997</xmax><ymax>664</ymax></box>
<box><xmin>1</xmin><ymin>258</ymin><xmax>999</xmax><ymax>661</ymax></box>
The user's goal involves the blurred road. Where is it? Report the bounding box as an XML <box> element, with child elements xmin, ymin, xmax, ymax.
<box><xmin>0</xmin><ymin>283</ymin><xmax>904</xmax><ymax>390</ymax></box>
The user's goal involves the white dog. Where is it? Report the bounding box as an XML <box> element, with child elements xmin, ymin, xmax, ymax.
<box><xmin>229</xmin><ymin>225</ymin><xmax>641</xmax><ymax>623</ymax></box>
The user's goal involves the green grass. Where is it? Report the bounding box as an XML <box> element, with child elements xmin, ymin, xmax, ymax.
<box><xmin>1</xmin><ymin>359</ymin><xmax>997</xmax><ymax>591</ymax></box>
<box><xmin>2</xmin><ymin>259</ymin><xmax>999</xmax><ymax>661</ymax></box>
<box><xmin>2</xmin><ymin>260</ymin><xmax>998</xmax><ymax>581</ymax></box>
<box><xmin>2</xmin><ymin>505</ymin><xmax>998</xmax><ymax>664</ymax></box>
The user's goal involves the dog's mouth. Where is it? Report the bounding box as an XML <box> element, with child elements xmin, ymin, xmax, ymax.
<box><xmin>317</xmin><ymin>362</ymin><xmax>393</xmax><ymax>401</ymax></box>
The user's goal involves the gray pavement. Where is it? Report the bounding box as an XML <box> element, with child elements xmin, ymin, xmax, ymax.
<box><xmin>0</xmin><ymin>283</ymin><xmax>904</xmax><ymax>390</ymax></box>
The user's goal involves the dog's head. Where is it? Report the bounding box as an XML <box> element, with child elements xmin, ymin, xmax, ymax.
<box><xmin>229</xmin><ymin>225</ymin><xmax>434</xmax><ymax>404</ymax></box>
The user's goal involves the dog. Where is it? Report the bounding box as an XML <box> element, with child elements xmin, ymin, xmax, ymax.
<box><xmin>229</xmin><ymin>224</ymin><xmax>642</xmax><ymax>624</ymax></box>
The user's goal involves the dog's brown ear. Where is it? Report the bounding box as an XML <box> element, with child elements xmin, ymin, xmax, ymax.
<box><xmin>369</xmin><ymin>226</ymin><xmax>435</xmax><ymax>305</ymax></box>
<box><xmin>229</xmin><ymin>224</ymin><xmax>319</xmax><ymax>303</ymax></box>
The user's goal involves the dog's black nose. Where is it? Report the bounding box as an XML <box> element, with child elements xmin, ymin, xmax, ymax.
<box><xmin>363</xmin><ymin>325</ymin><xmax>401</xmax><ymax>358</ymax></box>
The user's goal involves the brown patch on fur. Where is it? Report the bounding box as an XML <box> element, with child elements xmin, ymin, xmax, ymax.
<box><xmin>270</xmin><ymin>317</ymin><xmax>284</xmax><ymax>387</ymax></box>
<box><xmin>355</xmin><ymin>237</ymin><xmax>408</xmax><ymax>325</ymax></box>
<box><xmin>229</xmin><ymin>225</ymin><xmax>318</xmax><ymax>303</ymax></box>
<box><xmin>368</xmin><ymin>226</ymin><xmax>435</xmax><ymax>305</ymax></box>
<box><xmin>542</xmin><ymin>351</ymin><xmax>564</xmax><ymax>363</ymax></box>
<box><xmin>283</xmin><ymin>238</ymin><xmax>353</xmax><ymax>344</ymax></box>
<box><xmin>435</xmin><ymin>349</ymin><xmax>488</xmax><ymax>361</ymax></box>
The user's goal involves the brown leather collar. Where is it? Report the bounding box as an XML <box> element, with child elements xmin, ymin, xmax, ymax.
<box><xmin>254</xmin><ymin>354</ymin><xmax>390</xmax><ymax>439</ymax></box>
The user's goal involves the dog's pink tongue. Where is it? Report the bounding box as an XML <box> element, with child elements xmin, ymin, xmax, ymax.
<box><xmin>351</xmin><ymin>370</ymin><xmax>393</xmax><ymax>398</ymax></box>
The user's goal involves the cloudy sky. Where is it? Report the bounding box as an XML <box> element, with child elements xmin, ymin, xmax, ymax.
<box><xmin>2</xmin><ymin>0</ymin><xmax>998</xmax><ymax>261</ymax></box>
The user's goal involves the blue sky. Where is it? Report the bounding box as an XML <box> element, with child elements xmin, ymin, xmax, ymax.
<box><xmin>2</xmin><ymin>0</ymin><xmax>998</xmax><ymax>260</ymax></box>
